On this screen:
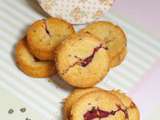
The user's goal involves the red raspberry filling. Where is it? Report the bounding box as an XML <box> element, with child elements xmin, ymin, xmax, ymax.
<box><xmin>84</xmin><ymin>105</ymin><xmax>128</xmax><ymax>120</ymax></box>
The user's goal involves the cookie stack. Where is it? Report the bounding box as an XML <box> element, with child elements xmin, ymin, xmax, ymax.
<box><xmin>64</xmin><ymin>88</ymin><xmax>140</xmax><ymax>120</ymax></box>
<box><xmin>15</xmin><ymin>18</ymin><xmax>75</xmax><ymax>77</ymax></box>
<box><xmin>14</xmin><ymin>17</ymin><xmax>140</xmax><ymax>120</ymax></box>
<box><xmin>80</xmin><ymin>22</ymin><xmax>127</xmax><ymax>68</ymax></box>
<box><xmin>15</xmin><ymin>17</ymin><xmax>127</xmax><ymax>87</ymax></box>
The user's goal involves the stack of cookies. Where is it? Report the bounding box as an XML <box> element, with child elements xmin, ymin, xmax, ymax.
<box><xmin>64</xmin><ymin>88</ymin><xmax>140</xmax><ymax>120</ymax></box>
<box><xmin>15</xmin><ymin>18</ymin><xmax>75</xmax><ymax>78</ymax></box>
<box><xmin>15</xmin><ymin>17</ymin><xmax>127</xmax><ymax>88</ymax></box>
<box><xmin>80</xmin><ymin>22</ymin><xmax>127</xmax><ymax>68</ymax></box>
<box><xmin>14</xmin><ymin>17</ymin><xmax>140</xmax><ymax>120</ymax></box>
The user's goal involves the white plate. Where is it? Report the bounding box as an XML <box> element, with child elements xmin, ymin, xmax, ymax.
<box><xmin>0</xmin><ymin>0</ymin><xmax>160</xmax><ymax>120</ymax></box>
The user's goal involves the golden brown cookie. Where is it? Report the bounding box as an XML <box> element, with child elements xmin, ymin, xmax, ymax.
<box><xmin>80</xmin><ymin>21</ymin><xmax>127</xmax><ymax>68</ymax></box>
<box><xmin>55</xmin><ymin>32</ymin><xmax>109</xmax><ymax>88</ymax></box>
<box><xmin>111</xmin><ymin>90</ymin><xmax>140</xmax><ymax>120</ymax></box>
<box><xmin>27</xmin><ymin>18</ymin><xmax>75</xmax><ymax>60</ymax></box>
<box><xmin>70</xmin><ymin>90</ymin><xmax>126</xmax><ymax>120</ymax></box>
<box><xmin>64</xmin><ymin>88</ymin><xmax>100</xmax><ymax>120</ymax></box>
<box><xmin>109</xmin><ymin>47</ymin><xmax>127</xmax><ymax>68</ymax></box>
<box><xmin>15</xmin><ymin>37</ymin><xmax>56</xmax><ymax>78</ymax></box>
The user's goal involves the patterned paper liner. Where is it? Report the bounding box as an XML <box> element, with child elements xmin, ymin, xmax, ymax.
<box><xmin>38</xmin><ymin>0</ymin><xmax>114</xmax><ymax>24</ymax></box>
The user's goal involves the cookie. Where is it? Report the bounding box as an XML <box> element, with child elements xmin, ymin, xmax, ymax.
<box><xmin>15</xmin><ymin>37</ymin><xmax>56</xmax><ymax>78</ymax></box>
<box><xmin>27</xmin><ymin>18</ymin><xmax>75</xmax><ymax>60</ymax></box>
<box><xmin>109</xmin><ymin>47</ymin><xmax>127</xmax><ymax>68</ymax></box>
<box><xmin>70</xmin><ymin>90</ymin><xmax>127</xmax><ymax>120</ymax></box>
<box><xmin>55</xmin><ymin>32</ymin><xmax>109</xmax><ymax>88</ymax></box>
<box><xmin>111</xmin><ymin>90</ymin><xmax>140</xmax><ymax>120</ymax></box>
<box><xmin>80</xmin><ymin>21</ymin><xmax>127</xmax><ymax>68</ymax></box>
<box><xmin>64</xmin><ymin>88</ymin><xmax>100</xmax><ymax>120</ymax></box>
<box><xmin>38</xmin><ymin>0</ymin><xmax>114</xmax><ymax>24</ymax></box>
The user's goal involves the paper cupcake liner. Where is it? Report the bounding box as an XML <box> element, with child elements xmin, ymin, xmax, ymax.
<box><xmin>38</xmin><ymin>0</ymin><xmax>114</xmax><ymax>24</ymax></box>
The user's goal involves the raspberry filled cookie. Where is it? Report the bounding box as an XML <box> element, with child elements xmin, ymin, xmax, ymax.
<box><xmin>109</xmin><ymin>47</ymin><xmax>127</xmax><ymax>68</ymax></box>
<box><xmin>80</xmin><ymin>21</ymin><xmax>127</xmax><ymax>68</ymax></box>
<box><xmin>70</xmin><ymin>90</ymin><xmax>127</xmax><ymax>120</ymax></box>
<box><xmin>111</xmin><ymin>90</ymin><xmax>140</xmax><ymax>120</ymax></box>
<box><xmin>64</xmin><ymin>88</ymin><xmax>100</xmax><ymax>120</ymax></box>
<box><xmin>15</xmin><ymin>37</ymin><xmax>56</xmax><ymax>78</ymax></box>
<box><xmin>55</xmin><ymin>32</ymin><xmax>109</xmax><ymax>88</ymax></box>
<box><xmin>27</xmin><ymin>18</ymin><xmax>75</xmax><ymax>60</ymax></box>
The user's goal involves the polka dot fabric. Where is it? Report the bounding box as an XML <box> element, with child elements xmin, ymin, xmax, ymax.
<box><xmin>38</xmin><ymin>0</ymin><xmax>114</xmax><ymax>24</ymax></box>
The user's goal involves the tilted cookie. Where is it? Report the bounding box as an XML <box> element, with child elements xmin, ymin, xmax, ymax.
<box><xmin>111</xmin><ymin>90</ymin><xmax>140</xmax><ymax>120</ymax></box>
<box><xmin>55</xmin><ymin>32</ymin><xmax>109</xmax><ymax>88</ymax></box>
<box><xmin>80</xmin><ymin>21</ymin><xmax>127</xmax><ymax>68</ymax></box>
<box><xmin>70</xmin><ymin>90</ymin><xmax>127</xmax><ymax>120</ymax></box>
<box><xmin>64</xmin><ymin>88</ymin><xmax>100</xmax><ymax>120</ymax></box>
<box><xmin>15</xmin><ymin>37</ymin><xmax>56</xmax><ymax>78</ymax></box>
<box><xmin>27</xmin><ymin>17</ymin><xmax>75</xmax><ymax>60</ymax></box>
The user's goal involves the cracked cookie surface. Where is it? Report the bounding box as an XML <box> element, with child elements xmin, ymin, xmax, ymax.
<box><xmin>55</xmin><ymin>33</ymin><xmax>109</xmax><ymax>88</ymax></box>
<box><xmin>111</xmin><ymin>90</ymin><xmax>140</xmax><ymax>120</ymax></box>
<box><xmin>27</xmin><ymin>18</ymin><xmax>75</xmax><ymax>60</ymax></box>
<box><xmin>70</xmin><ymin>90</ymin><xmax>126</xmax><ymax>120</ymax></box>
<box><xmin>64</xmin><ymin>88</ymin><xmax>101</xmax><ymax>120</ymax></box>
<box><xmin>15</xmin><ymin>37</ymin><xmax>56</xmax><ymax>78</ymax></box>
<box><xmin>80</xmin><ymin>21</ymin><xmax>127</xmax><ymax>68</ymax></box>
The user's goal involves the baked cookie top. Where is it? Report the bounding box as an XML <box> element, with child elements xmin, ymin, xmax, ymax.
<box><xmin>55</xmin><ymin>32</ymin><xmax>109</xmax><ymax>87</ymax></box>
<box><xmin>64</xmin><ymin>88</ymin><xmax>100</xmax><ymax>120</ymax></box>
<box><xmin>27</xmin><ymin>17</ymin><xmax>75</xmax><ymax>60</ymax></box>
<box><xmin>16</xmin><ymin>38</ymin><xmax>55</xmax><ymax>77</ymax></box>
<box><xmin>111</xmin><ymin>90</ymin><xmax>140</xmax><ymax>120</ymax></box>
<box><xmin>80</xmin><ymin>21</ymin><xmax>127</xmax><ymax>62</ymax></box>
<box><xmin>70</xmin><ymin>90</ymin><xmax>126</xmax><ymax>120</ymax></box>
<box><xmin>109</xmin><ymin>47</ymin><xmax>127</xmax><ymax>68</ymax></box>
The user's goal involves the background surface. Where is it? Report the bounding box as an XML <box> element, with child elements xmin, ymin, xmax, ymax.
<box><xmin>0</xmin><ymin>0</ymin><xmax>160</xmax><ymax>120</ymax></box>
<box><xmin>112</xmin><ymin>1</ymin><xmax>160</xmax><ymax>119</ymax></box>
<box><xmin>112</xmin><ymin>0</ymin><xmax>160</xmax><ymax>38</ymax></box>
